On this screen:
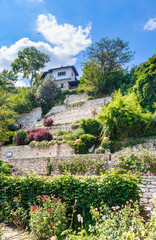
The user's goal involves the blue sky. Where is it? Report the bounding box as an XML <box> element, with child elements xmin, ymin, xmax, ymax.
<box><xmin>0</xmin><ymin>0</ymin><xmax>156</xmax><ymax>86</ymax></box>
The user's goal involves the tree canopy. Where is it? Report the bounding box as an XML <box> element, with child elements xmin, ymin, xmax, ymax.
<box><xmin>11</xmin><ymin>47</ymin><xmax>50</xmax><ymax>87</ymax></box>
<box><xmin>88</xmin><ymin>37</ymin><xmax>134</xmax><ymax>72</ymax></box>
<box><xmin>0</xmin><ymin>69</ymin><xmax>17</xmax><ymax>92</ymax></box>
<box><xmin>133</xmin><ymin>54</ymin><xmax>156</xmax><ymax>112</ymax></box>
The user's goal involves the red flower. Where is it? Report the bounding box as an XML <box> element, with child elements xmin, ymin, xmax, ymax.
<box><xmin>32</xmin><ymin>206</ymin><xmax>37</xmax><ymax>211</ymax></box>
<box><xmin>47</xmin><ymin>208</ymin><xmax>52</xmax><ymax>213</ymax></box>
<box><xmin>13</xmin><ymin>197</ymin><xmax>18</xmax><ymax>200</ymax></box>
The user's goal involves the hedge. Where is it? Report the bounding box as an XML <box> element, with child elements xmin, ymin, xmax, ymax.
<box><xmin>0</xmin><ymin>172</ymin><xmax>141</xmax><ymax>227</ymax></box>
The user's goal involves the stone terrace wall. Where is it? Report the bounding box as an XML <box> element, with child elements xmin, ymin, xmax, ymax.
<box><xmin>47</xmin><ymin>96</ymin><xmax>111</xmax><ymax>126</ymax></box>
<box><xmin>0</xmin><ymin>144</ymin><xmax>74</xmax><ymax>162</ymax></box>
<box><xmin>140</xmin><ymin>175</ymin><xmax>156</xmax><ymax>211</ymax></box>
<box><xmin>10</xmin><ymin>157</ymin><xmax>50</xmax><ymax>175</ymax></box>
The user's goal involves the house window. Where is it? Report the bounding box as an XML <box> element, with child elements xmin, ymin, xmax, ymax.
<box><xmin>61</xmin><ymin>83</ymin><xmax>64</xmax><ymax>88</ymax></box>
<box><xmin>58</xmin><ymin>71</ymin><xmax>66</xmax><ymax>76</ymax></box>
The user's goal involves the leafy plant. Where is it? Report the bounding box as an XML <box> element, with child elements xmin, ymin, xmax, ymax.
<box><xmin>13</xmin><ymin>130</ymin><xmax>28</xmax><ymax>145</ymax></box>
<box><xmin>116</xmin><ymin>153</ymin><xmax>156</xmax><ymax>174</ymax></box>
<box><xmin>27</xmin><ymin>128</ymin><xmax>53</xmax><ymax>143</ymax></box>
<box><xmin>49</xmin><ymin>156</ymin><xmax>108</xmax><ymax>175</ymax></box>
<box><xmin>98</xmin><ymin>90</ymin><xmax>156</xmax><ymax>140</ymax></box>
<box><xmin>43</xmin><ymin>117</ymin><xmax>54</xmax><ymax>127</ymax></box>
<box><xmin>79</xmin><ymin>118</ymin><xmax>102</xmax><ymax>137</ymax></box>
<box><xmin>0</xmin><ymin>159</ymin><xmax>13</xmax><ymax>175</ymax></box>
<box><xmin>30</xmin><ymin>195</ymin><xmax>67</xmax><ymax>239</ymax></box>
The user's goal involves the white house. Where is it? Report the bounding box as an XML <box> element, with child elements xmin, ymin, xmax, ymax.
<box><xmin>41</xmin><ymin>65</ymin><xmax>79</xmax><ymax>91</ymax></box>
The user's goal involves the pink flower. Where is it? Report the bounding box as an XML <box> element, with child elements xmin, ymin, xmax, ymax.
<box><xmin>32</xmin><ymin>206</ymin><xmax>37</xmax><ymax>211</ymax></box>
<box><xmin>47</xmin><ymin>209</ymin><xmax>52</xmax><ymax>213</ymax></box>
<box><xmin>130</xmin><ymin>166</ymin><xmax>132</xmax><ymax>168</ymax></box>
<box><xmin>116</xmin><ymin>206</ymin><xmax>120</xmax><ymax>210</ymax></box>
<box><xmin>3</xmin><ymin>201</ymin><xmax>8</xmax><ymax>205</ymax></box>
<box><xmin>13</xmin><ymin>197</ymin><xmax>18</xmax><ymax>200</ymax></box>
<box><xmin>147</xmin><ymin>166</ymin><xmax>150</xmax><ymax>168</ymax></box>
<box><xmin>95</xmin><ymin>208</ymin><xmax>98</xmax><ymax>211</ymax></box>
<box><xmin>37</xmin><ymin>222</ymin><xmax>39</xmax><ymax>224</ymax></box>
<box><xmin>128</xmin><ymin>170</ymin><xmax>131</xmax><ymax>172</ymax></box>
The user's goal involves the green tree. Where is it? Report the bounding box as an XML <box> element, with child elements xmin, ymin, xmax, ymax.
<box><xmin>36</xmin><ymin>76</ymin><xmax>61</xmax><ymax>115</ymax></box>
<box><xmin>97</xmin><ymin>90</ymin><xmax>156</xmax><ymax>140</ymax></box>
<box><xmin>88</xmin><ymin>37</ymin><xmax>134</xmax><ymax>72</ymax></box>
<box><xmin>11</xmin><ymin>47</ymin><xmax>50</xmax><ymax>87</ymax></box>
<box><xmin>133</xmin><ymin>54</ymin><xmax>156</xmax><ymax>112</ymax></box>
<box><xmin>0</xmin><ymin>69</ymin><xmax>17</xmax><ymax>92</ymax></box>
<box><xmin>0</xmin><ymin>88</ymin><xmax>18</xmax><ymax>144</ymax></box>
<box><xmin>78</xmin><ymin>62</ymin><xmax>101</xmax><ymax>96</ymax></box>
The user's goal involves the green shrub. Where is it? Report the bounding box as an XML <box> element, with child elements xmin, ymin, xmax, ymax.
<box><xmin>116</xmin><ymin>153</ymin><xmax>156</xmax><ymax>174</ymax></box>
<box><xmin>13</xmin><ymin>130</ymin><xmax>28</xmax><ymax>145</ymax></box>
<box><xmin>8</xmin><ymin>87</ymin><xmax>35</xmax><ymax>114</ymax></box>
<box><xmin>0</xmin><ymin>172</ymin><xmax>141</xmax><ymax>228</ymax></box>
<box><xmin>98</xmin><ymin>90</ymin><xmax>156</xmax><ymax>140</ymax></box>
<box><xmin>73</xmin><ymin>134</ymin><xmax>96</xmax><ymax>154</ymax></box>
<box><xmin>30</xmin><ymin>195</ymin><xmax>67</xmax><ymax>239</ymax></box>
<box><xmin>0</xmin><ymin>159</ymin><xmax>13</xmax><ymax>175</ymax></box>
<box><xmin>66</xmin><ymin>201</ymin><xmax>156</xmax><ymax>240</ymax></box>
<box><xmin>49</xmin><ymin>156</ymin><xmax>108</xmax><ymax>175</ymax></box>
<box><xmin>79</xmin><ymin>118</ymin><xmax>102</xmax><ymax>137</ymax></box>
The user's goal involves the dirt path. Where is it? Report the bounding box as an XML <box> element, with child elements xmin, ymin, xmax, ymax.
<box><xmin>1</xmin><ymin>224</ymin><xmax>34</xmax><ymax>240</ymax></box>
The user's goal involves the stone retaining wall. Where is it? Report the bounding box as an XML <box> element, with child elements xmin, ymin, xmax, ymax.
<box><xmin>10</xmin><ymin>157</ymin><xmax>50</xmax><ymax>175</ymax></box>
<box><xmin>139</xmin><ymin>175</ymin><xmax>156</xmax><ymax>211</ymax></box>
<box><xmin>0</xmin><ymin>144</ymin><xmax>74</xmax><ymax>162</ymax></box>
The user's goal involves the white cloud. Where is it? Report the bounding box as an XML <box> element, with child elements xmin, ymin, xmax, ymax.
<box><xmin>0</xmin><ymin>14</ymin><xmax>91</xmax><ymax>86</ymax></box>
<box><xmin>36</xmin><ymin>14</ymin><xmax>92</xmax><ymax>58</ymax></box>
<box><xmin>144</xmin><ymin>17</ymin><xmax>156</xmax><ymax>31</ymax></box>
<box><xmin>15</xmin><ymin>80</ymin><xmax>27</xmax><ymax>87</ymax></box>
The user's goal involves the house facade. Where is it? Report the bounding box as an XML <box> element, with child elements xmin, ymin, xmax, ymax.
<box><xmin>41</xmin><ymin>65</ymin><xmax>79</xmax><ymax>91</ymax></box>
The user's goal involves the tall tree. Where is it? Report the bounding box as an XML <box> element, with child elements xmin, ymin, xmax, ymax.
<box><xmin>133</xmin><ymin>54</ymin><xmax>156</xmax><ymax>112</ymax></box>
<box><xmin>0</xmin><ymin>69</ymin><xmax>17</xmax><ymax>92</ymax></box>
<box><xmin>88</xmin><ymin>37</ymin><xmax>134</xmax><ymax>72</ymax></box>
<box><xmin>11</xmin><ymin>47</ymin><xmax>50</xmax><ymax>87</ymax></box>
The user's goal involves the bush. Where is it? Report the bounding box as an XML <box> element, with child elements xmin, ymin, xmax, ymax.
<box><xmin>66</xmin><ymin>202</ymin><xmax>156</xmax><ymax>240</ymax></box>
<box><xmin>43</xmin><ymin>118</ymin><xmax>54</xmax><ymax>127</ymax></box>
<box><xmin>97</xmin><ymin>90</ymin><xmax>156</xmax><ymax>140</ymax></box>
<box><xmin>79</xmin><ymin>118</ymin><xmax>102</xmax><ymax>137</ymax></box>
<box><xmin>30</xmin><ymin>195</ymin><xmax>67</xmax><ymax>239</ymax></box>
<box><xmin>49</xmin><ymin>156</ymin><xmax>108</xmax><ymax>175</ymax></box>
<box><xmin>14</xmin><ymin>130</ymin><xmax>28</xmax><ymax>145</ymax></box>
<box><xmin>0</xmin><ymin>159</ymin><xmax>13</xmax><ymax>175</ymax></box>
<box><xmin>116</xmin><ymin>153</ymin><xmax>156</xmax><ymax>174</ymax></box>
<box><xmin>34</xmin><ymin>129</ymin><xmax>53</xmax><ymax>142</ymax></box>
<box><xmin>27</xmin><ymin>128</ymin><xmax>53</xmax><ymax>143</ymax></box>
<box><xmin>0</xmin><ymin>172</ymin><xmax>141</xmax><ymax>228</ymax></box>
<box><xmin>73</xmin><ymin>134</ymin><xmax>96</xmax><ymax>154</ymax></box>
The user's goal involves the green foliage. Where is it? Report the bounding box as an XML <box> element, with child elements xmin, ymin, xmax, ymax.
<box><xmin>117</xmin><ymin>153</ymin><xmax>156</xmax><ymax>174</ymax></box>
<box><xmin>30</xmin><ymin>195</ymin><xmax>67</xmax><ymax>239</ymax></box>
<box><xmin>88</xmin><ymin>37</ymin><xmax>134</xmax><ymax>72</ymax></box>
<box><xmin>0</xmin><ymin>159</ymin><xmax>13</xmax><ymax>175</ymax></box>
<box><xmin>0</xmin><ymin>172</ymin><xmax>141</xmax><ymax>228</ymax></box>
<box><xmin>0</xmin><ymin>69</ymin><xmax>17</xmax><ymax>92</ymax></box>
<box><xmin>8</xmin><ymin>87</ymin><xmax>36</xmax><ymax>113</ymax></box>
<box><xmin>49</xmin><ymin>156</ymin><xmax>108</xmax><ymax>175</ymax></box>
<box><xmin>133</xmin><ymin>54</ymin><xmax>156</xmax><ymax>112</ymax></box>
<box><xmin>66</xmin><ymin>202</ymin><xmax>156</xmax><ymax>240</ymax></box>
<box><xmin>13</xmin><ymin>130</ymin><xmax>28</xmax><ymax>145</ymax></box>
<box><xmin>98</xmin><ymin>90</ymin><xmax>156</xmax><ymax>140</ymax></box>
<box><xmin>11</xmin><ymin>47</ymin><xmax>50</xmax><ymax>87</ymax></box>
<box><xmin>79</xmin><ymin>118</ymin><xmax>102</xmax><ymax>137</ymax></box>
<box><xmin>36</xmin><ymin>76</ymin><xmax>61</xmax><ymax>115</ymax></box>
